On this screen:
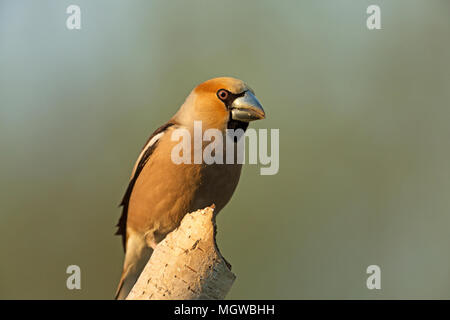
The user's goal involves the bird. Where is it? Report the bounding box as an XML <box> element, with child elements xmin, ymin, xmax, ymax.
<box><xmin>115</xmin><ymin>77</ymin><xmax>265</xmax><ymax>299</ymax></box>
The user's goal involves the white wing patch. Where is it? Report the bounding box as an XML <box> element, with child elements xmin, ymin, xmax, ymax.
<box><xmin>130</xmin><ymin>132</ymin><xmax>165</xmax><ymax>179</ymax></box>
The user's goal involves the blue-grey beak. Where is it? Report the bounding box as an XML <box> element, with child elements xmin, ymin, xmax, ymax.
<box><xmin>231</xmin><ymin>91</ymin><xmax>265</xmax><ymax>122</ymax></box>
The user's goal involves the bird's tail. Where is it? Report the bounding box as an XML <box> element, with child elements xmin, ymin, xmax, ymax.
<box><xmin>115</xmin><ymin>235</ymin><xmax>153</xmax><ymax>300</ymax></box>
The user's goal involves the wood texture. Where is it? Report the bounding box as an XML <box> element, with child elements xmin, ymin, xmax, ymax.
<box><xmin>126</xmin><ymin>206</ymin><xmax>236</xmax><ymax>300</ymax></box>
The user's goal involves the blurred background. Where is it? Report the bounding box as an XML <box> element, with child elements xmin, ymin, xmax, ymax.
<box><xmin>1</xmin><ymin>0</ymin><xmax>450</xmax><ymax>299</ymax></box>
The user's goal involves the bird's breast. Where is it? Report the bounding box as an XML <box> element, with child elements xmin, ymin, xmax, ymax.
<box><xmin>127</xmin><ymin>129</ymin><xmax>243</xmax><ymax>243</ymax></box>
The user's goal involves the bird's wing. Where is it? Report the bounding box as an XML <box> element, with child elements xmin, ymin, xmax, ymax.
<box><xmin>116</xmin><ymin>122</ymin><xmax>175</xmax><ymax>251</ymax></box>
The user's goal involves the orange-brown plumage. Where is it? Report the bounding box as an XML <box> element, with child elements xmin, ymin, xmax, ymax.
<box><xmin>115</xmin><ymin>77</ymin><xmax>265</xmax><ymax>299</ymax></box>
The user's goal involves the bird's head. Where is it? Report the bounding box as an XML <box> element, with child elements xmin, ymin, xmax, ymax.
<box><xmin>172</xmin><ymin>77</ymin><xmax>265</xmax><ymax>131</ymax></box>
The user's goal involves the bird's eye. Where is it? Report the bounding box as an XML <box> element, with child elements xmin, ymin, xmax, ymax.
<box><xmin>217</xmin><ymin>89</ymin><xmax>229</xmax><ymax>101</ymax></box>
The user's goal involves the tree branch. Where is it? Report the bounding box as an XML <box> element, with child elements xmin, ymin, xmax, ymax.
<box><xmin>126</xmin><ymin>206</ymin><xmax>236</xmax><ymax>300</ymax></box>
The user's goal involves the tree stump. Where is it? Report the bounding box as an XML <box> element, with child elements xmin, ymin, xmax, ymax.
<box><xmin>126</xmin><ymin>206</ymin><xmax>236</xmax><ymax>300</ymax></box>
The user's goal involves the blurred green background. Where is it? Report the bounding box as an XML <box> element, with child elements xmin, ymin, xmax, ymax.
<box><xmin>1</xmin><ymin>0</ymin><xmax>450</xmax><ymax>299</ymax></box>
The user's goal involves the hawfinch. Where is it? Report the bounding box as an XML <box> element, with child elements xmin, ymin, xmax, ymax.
<box><xmin>115</xmin><ymin>77</ymin><xmax>265</xmax><ymax>299</ymax></box>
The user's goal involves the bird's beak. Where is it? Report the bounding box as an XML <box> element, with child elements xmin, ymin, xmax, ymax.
<box><xmin>231</xmin><ymin>91</ymin><xmax>265</xmax><ymax>122</ymax></box>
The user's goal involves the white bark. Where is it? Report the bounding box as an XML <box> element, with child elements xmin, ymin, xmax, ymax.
<box><xmin>126</xmin><ymin>206</ymin><xmax>236</xmax><ymax>300</ymax></box>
